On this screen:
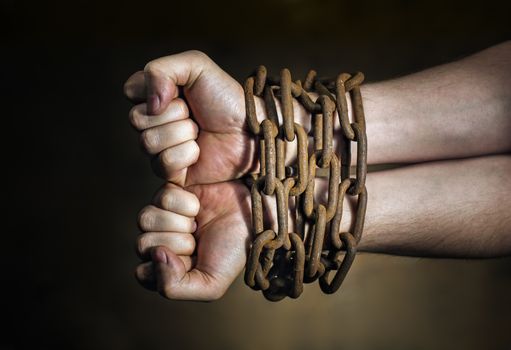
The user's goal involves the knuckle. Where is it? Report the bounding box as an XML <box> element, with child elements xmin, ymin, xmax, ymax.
<box><xmin>184</xmin><ymin>235</ymin><xmax>196</xmax><ymax>252</ymax></box>
<box><xmin>160</xmin><ymin>148</ymin><xmax>173</xmax><ymax>168</ymax></box>
<box><xmin>186</xmin><ymin>120</ymin><xmax>199</xmax><ymax>138</ymax></box>
<box><xmin>138</xmin><ymin>206</ymin><xmax>155</xmax><ymax>230</ymax></box>
<box><xmin>143</xmin><ymin>61</ymin><xmax>159</xmax><ymax>75</ymax></box>
<box><xmin>129</xmin><ymin>106</ymin><xmax>145</xmax><ymax>130</ymax></box>
<box><xmin>160</xmin><ymin>148</ymin><xmax>176</xmax><ymax>169</ymax></box>
<box><xmin>160</xmin><ymin>190</ymin><xmax>176</xmax><ymax>211</ymax></box>
<box><xmin>187</xmin><ymin>50</ymin><xmax>210</xmax><ymax>62</ymax></box>
<box><xmin>190</xmin><ymin>140</ymin><xmax>200</xmax><ymax>159</ymax></box>
<box><xmin>140</xmin><ymin>129</ymin><xmax>159</xmax><ymax>153</ymax></box>
<box><xmin>190</xmin><ymin>196</ymin><xmax>201</xmax><ymax>216</ymax></box>
<box><xmin>136</xmin><ymin>234</ymin><xmax>148</xmax><ymax>256</ymax></box>
<box><xmin>174</xmin><ymin>98</ymin><xmax>189</xmax><ymax>117</ymax></box>
<box><xmin>123</xmin><ymin>80</ymin><xmax>132</xmax><ymax>97</ymax></box>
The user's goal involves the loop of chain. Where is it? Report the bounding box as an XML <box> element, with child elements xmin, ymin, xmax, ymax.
<box><xmin>244</xmin><ymin>65</ymin><xmax>368</xmax><ymax>301</ymax></box>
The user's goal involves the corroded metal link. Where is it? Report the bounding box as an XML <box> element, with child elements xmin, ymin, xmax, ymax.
<box><xmin>351</xmin><ymin>84</ymin><xmax>366</xmax><ymax>132</ymax></box>
<box><xmin>315</xmin><ymin>81</ymin><xmax>336</xmax><ymax>102</ymax></box>
<box><xmin>244</xmin><ymin>229</ymin><xmax>275</xmax><ymax>289</ymax></box>
<box><xmin>348</xmin><ymin>122</ymin><xmax>367</xmax><ymax>195</ymax></box>
<box><xmin>303</xmin><ymin>152</ymin><xmax>340</xmax><ymax>221</ymax></box>
<box><xmin>318</xmin><ymin>96</ymin><xmax>335</xmax><ymax>168</ymax></box>
<box><xmin>244</xmin><ymin>77</ymin><xmax>260</xmax><ymax>134</ymax></box>
<box><xmin>306</xmin><ymin>204</ymin><xmax>327</xmax><ymax>278</ymax></box>
<box><xmin>303</xmin><ymin>70</ymin><xmax>317</xmax><ymax>91</ymax></box>
<box><xmin>298</xmin><ymin>91</ymin><xmax>322</xmax><ymax>113</ymax></box>
<box><xmin>280</xmin><ymin>69</ymin><xmax>295</xmax><ymax>141</ymax></box>
<box><xmin>352</xmin><ymin>184</ymin><xmax>368</xmax><ymax>244</ymax></box>
<box><xmin>336</xmin><ymin>73</ymin><xmax>354</xmax><ymax>140</ymax></box>
<box><xmin>329</xmin><ymin>178</ymin><xmax>352</xmax><ymax>249</ymax></box>
<box><xmin>254</xmin><ymin>65</ymin><xmax>267</xmax><ymax>96</ymax></box>
<box><xmin>336</xmin><ymin>72</ymin><xmax>365</xmax><ymax>140</ymax></box>
<box><xmin>262</xmin><ymin>119</ymin><xmax>277</xmax><ymax>195</ymax></box>
<box><xmin>328</xmin><ymin>178</ymin><xmax>367</xmax><ymax>248</ymax></box>
<box><xmin>319</xmin><ymin>232</ymin><xmax>357</xmax><ymax>294</ymax></box>
<box><xmin>250</xmin><ymin>178</ymin><xmax>293</xmax><ymax>250</ymax></box>
<box><xmin>244</xmin><ymin>66</ymin><xmax>367</xmax><ymax>300</ymax></box>
<box><xmin>339</xmin><ymin>134</ymin><xmax>351</xmax><ymax>181</ymax></box>
<box><xmin>289</xmin><ymin>123</ymin><xmax>309</xmax><ymax>196</ymax></box>
<box><xmin>288</xmin><ymin>233</ymin><xmax>305</xmax><ymax>298</ymax></box>
<box><xmin>263</xmin><ymin>85</ymin><xmax>279</xmax><ymax>128</ymax></box>
<box><xmin>345</xmin><ymin>72</ymin><xmax>365</xmax><ymax>93</ymax></box>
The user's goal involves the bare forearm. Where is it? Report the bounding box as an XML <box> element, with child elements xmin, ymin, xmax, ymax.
<box><xmin>253</xmin><ymin>41</ymin><xmax>511</xmax><ymax>168</ymax></box>
<box><xmin>364</xmin><ymin>41</ymin><xmax>511</xmax><ymax>164</ymax></box>
<box><xmin>348</xmin><ymin>155</ymin><xmax>511</xmax><ymax>257</ymax></box>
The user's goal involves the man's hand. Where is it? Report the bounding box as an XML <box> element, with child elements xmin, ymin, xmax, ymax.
<box><xmin>125</xmin><ymin>51</ymin><xmax>259</xmax><ymax>301</ymax></box>
<box><xmin>124</xmin><ymin>50</ymin><xmax>256</xmax><ymax>186</ymax></box>
<box><xmin>134</xmin><ymin>182</ymin><xmax>251</xmax><ymax>300</ymax></box>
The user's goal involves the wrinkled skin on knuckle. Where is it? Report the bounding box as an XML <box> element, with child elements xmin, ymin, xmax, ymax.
<box><xmin>160</xmin><ymin>190</ymin><xmax>176</xmax><ymax>210</ymax></box>
<box><xmin>140</xmin><ymin>129</ymin><xmax>159</xmax><ymax>153</ymax></box>
<box><xmin>138</xmin><ymin>206</ymin><xmax>154</xmax><ymax>230</ymax></box>
<box><xmin>129</xmin><ymin>106</ymin><xmax>145</xmax><ymax>130</ymax></box>
<box><xmin>187</xmin><ymin>50</ymin><xmax>210</xmax><ymax>62</ymax></box>
<box><xmin>143</xmin><ymin>61</ymin><xmax>161</xmax><ymax>76</ymax></box>
<box><xmin>135</xmin><ymin>235</ymin><xmax>147</xmax><ymax>258</ymax></box>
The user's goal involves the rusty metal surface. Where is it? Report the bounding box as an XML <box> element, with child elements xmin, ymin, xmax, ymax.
<box><xmin>244</xmin><ymin>66</ymin><xmax>368</xmax><ymax>300</ymax></box>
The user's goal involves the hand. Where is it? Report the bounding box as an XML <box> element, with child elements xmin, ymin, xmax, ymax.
<box><xmin>124</xmin><ymin>50</ymin><xmax>256</xmax><ymax>186</ymax></box>
<box><xmin>134</xmin><ymin>181</ymin><xmax>251</xmax><ymax>301</ymax></box>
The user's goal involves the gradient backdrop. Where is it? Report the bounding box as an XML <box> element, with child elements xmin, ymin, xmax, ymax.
<box><xmin>3</xmin><ymin>0</ymin><xmax>511</xmax><ymax>349</ymax></box>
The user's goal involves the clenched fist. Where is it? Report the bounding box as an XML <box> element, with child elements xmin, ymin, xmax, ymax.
<box><xmin>125</xmin><ymin>51</ymin><xmax>258</xmax><ymax>300</ymax></box>
<box><xmin>124</xmin><ymin>50</ymin><xmax>257</xmax><ymax>187</ymax></box>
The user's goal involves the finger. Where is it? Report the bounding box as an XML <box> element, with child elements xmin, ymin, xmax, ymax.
<box><xmin>151</xmin><ymin>140</ymin><xmax>200</xmax><ymax>184</ymax></box>
<box><xmin>135</xmin><ymin>261</ymin><xmax>156</xmax><ymax>290</ymax></box>
<box><xmin>124</xmin><ymin>71</ymin><xmax>146</xmax><ymax>102</ymax></box>
<box><xmin>152</xmin><ymin>183</ymin><xmax>200</xmax><ymax>217</ymax></box>
<box><xmin>136</xmin><ymin>232</ymin><xmax>196</xmax><ymax>259</ymax></box>
<box><xmin>144</xmin><ymin>50</ymin><xmax>212</xmax><ymax>114</ymax></box>
<box><xmin>138</xmin><ymin>205</ymin><xmax>196</xmax><ymax>232</ymax></box>
<box><xmin>151</xmin><ymin>246</ymin><xmax>227</xmax><ymax>301</ymax></box>
<box><xmin>129</xmin><ymin>99</ymin><xmax>189</xmax><ymax>131</ymax></box>
<box><xmin>134</xmin><ymin>256</ymin><xmax>195</xmax><ymax>291</ymax></box>
<box><xmin>140</xmin><ymin>119</ymin><xmax>199</xmax><ymax>155</ymax></box>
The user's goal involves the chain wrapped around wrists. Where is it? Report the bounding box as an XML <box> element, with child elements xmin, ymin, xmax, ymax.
<box><xmin>243</xmin><ymin>66</ymin><xmax>368</xmax><ymax>301</ymax></box>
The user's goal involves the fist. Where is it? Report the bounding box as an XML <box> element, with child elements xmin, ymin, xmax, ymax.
<box><xmin>124</xmin><ymin>50</ymin><xmax>257</xmax><ymax>186</ymax></box>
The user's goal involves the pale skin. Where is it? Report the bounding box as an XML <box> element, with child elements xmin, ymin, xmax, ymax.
<box><xmin>124</xmin><ymin>41</ymin><xmax>511</xmax><ymax>301</ymax></box>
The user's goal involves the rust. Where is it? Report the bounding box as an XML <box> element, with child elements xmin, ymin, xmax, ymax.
<box><xmin>243</xmin><ymin>66</ymin><xmax>368</xmax><ymax>300</ymax></box>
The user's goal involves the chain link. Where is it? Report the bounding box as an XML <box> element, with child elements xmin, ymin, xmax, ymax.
<box><xmin>244</xmin><ymin>66</ymin><xmax>368</xmax><ymax>301</ymax></box>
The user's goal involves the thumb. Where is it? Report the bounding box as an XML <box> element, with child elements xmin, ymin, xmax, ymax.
<box><xmin>151</xmin><ymin>246</ymin><xmax>186</xmax><ymax>291</ymax></box>
<box><xmin>144</xmin><ymin>50</ymin><xmax>211</xmax><ymax>115</ymax></box>
<box><xmin>144</xmin><ymin>69</ymin><xmax>176</xmax><ymax>115</ymax></box>
<box><xmin>151</xmin><ymin>246</ymin><xmax>226</xmax><ymax>301</ymax></box>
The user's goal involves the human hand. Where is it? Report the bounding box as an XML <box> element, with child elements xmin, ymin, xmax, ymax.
<box><xmin>134</xmin><ymin>181</ymin><xmax>251</xmax><ymax>301</ymax></box>
<box><xmin>124</xmin><ymin>50</ymin><xmax>258</xmax><ymax>186</ymax></box>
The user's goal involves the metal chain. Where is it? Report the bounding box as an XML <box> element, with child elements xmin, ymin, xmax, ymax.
<box><xmin>244</xmin><ymin>66</ymin><xmax>368</xmax><ymax>301</ymax></box>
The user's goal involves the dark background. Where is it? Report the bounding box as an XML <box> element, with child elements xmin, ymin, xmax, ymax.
<box><xmin>3</xmin><ymin>0</ymin><xmax>511</xmax><ymax>349</ymax></box>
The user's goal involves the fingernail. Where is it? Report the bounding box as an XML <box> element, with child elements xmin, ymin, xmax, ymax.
<box><xmin>147</xmin><ymin>94</ymin><xmax>160</xmax><ymax>115</ymax></box>
<box><xmin>152</xmin><ymin>248</ymin><xmax>168</xmax><ymax>264</ymax></box>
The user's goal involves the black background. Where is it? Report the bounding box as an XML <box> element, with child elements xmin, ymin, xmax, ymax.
<box><xmin>3</xmin><ymin>0</ymin><xmax>511</xmax><ymax>349</ymax></box>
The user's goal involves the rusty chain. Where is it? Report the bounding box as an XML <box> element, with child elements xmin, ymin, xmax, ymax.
<box><xmin>243</xmin><ymin>66</ymin><xmax>368</xmax><ymax>301</ymax></box>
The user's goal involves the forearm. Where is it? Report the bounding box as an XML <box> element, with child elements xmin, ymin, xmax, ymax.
<box><xmin>344</xmin><ymin>155</ymin><xmax>511</xmax><ymax>257</ymax></box>
<box><xmin>363</xmin><ymin>41</ymin><xmax>511</xmax><ymax>164</ymax></box>
<box><xmin>254</xmin><ymin>41</ymin><xmax>511</xmax><ymax>167</ymax></box>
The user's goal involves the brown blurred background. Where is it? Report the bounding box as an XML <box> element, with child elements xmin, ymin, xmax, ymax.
<box><xmin>2</xmin><ymin>0</ymin><xmax>510</xmax><ymax>349</ymax></box>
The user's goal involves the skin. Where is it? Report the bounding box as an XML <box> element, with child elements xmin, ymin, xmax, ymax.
<box><xmin>124</xmin><ymin>42</ymin><xmax>511</xmax><ymax>301</ymax></box>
